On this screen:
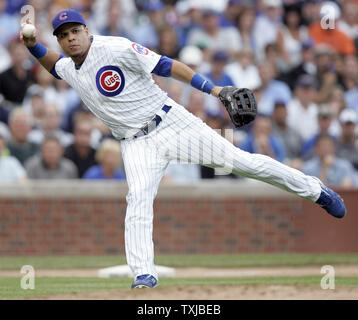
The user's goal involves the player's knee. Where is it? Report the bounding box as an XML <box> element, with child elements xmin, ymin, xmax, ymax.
<box><xmin>126</xmin><ymin>187</ymin><xmax>156</xmax><ymax>206</ymax></box>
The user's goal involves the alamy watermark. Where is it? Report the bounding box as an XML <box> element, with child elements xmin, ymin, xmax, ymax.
<box><xmin>21</xmin><ymin>5</ymin><xmax>35</xmax><ymax>25</ymax></box>
<box><xmin>320</xmin><ymin>3</ymin><xmax>338</xmax><ymax>30</ymax></box>
<box><xmin>320</xmin><ymin>265</ymin><xmax>335</xmax><ymax>290</ymax></box>
<box><xmin>20</xmin><ymin>265</ymin><xmax>35</xmax><ymax>290</ymax></box>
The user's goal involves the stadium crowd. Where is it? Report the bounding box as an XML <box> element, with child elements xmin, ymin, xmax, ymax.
<box><xmin>0</xmin><ymin>0</ymin><xmax>358</xmax><ymax>188</ymax></box>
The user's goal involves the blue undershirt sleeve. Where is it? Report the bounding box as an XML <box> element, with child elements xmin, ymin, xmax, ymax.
<box><xmin>151</xmin><ymin>56</ymin><xmax>173</xmax><ymax>77</ymax></box>
<box><xmin>50</xmin><ymin>54</ymin><xmax>65</xmax><ymax>79</ymax></box>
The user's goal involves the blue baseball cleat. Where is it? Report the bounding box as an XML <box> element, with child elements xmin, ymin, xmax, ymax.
<box><xmin>131</xmin><ymin>274</ymin><xmax>158</xmax><ymax>289</ymax></box>
<box><xmin>316</xmin><ymin>183</ymin><xmax>346</xmax><ymax>218</ymax></box>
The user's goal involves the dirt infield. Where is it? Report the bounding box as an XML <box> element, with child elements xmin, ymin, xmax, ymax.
<box><xmin>2</xmin><ymin>265</ymin><xmax>357</xmax><ymax>300</ymax></box>
<box><xmin>1</xmin><ymin>265</ymin><xmax>358</xmax><ymax>278</ymax></box>
<box><xmin>35</xmin><ymin>284</ymin><xmax>358</xmax><ymax>300</ymax></box>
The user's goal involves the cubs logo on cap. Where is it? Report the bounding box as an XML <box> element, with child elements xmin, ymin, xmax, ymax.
<box><xmin>52</xmin><ymin>9</ymin><xmax>86</xmax><ymax>35</ymax></box>
<box><xmin>132</xmin><ymin>43</ymin><xmax>149</xmax><ymax>55</ymax></box>
<box><xmin>59</xmin><ymin>12</ymin><xmax>68</xmax><ymax>20</ymax></box>
<box><xmin>96</xmin><ymin>66</ymin><xmax>125</xmax><ymax>97</ymax></box>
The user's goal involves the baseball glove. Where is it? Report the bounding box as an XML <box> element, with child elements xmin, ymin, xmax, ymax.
<box><xmin>219</xmin><ymin>87</ymin><xmax>257</xmax><ymax>128</ymax></box>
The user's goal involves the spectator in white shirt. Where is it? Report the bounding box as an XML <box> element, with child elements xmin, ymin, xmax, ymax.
<box><xmin>253</xmin><ymin>0</ymin><xmax>283</xmax><ymax>61</ymax></box>
<box><xmin>187</xmin><ymin>9</ymin><xmax>242</xmax><ymax>56</ymax></box>
<box><xmin>287</xmin><ymin>74</ymin><xmax>319</xmax><ymax>141</ymax></box>
<box><xmin>338</xmin><ymin>2</ymin><xmax>358</xmax><ymax>41</ymax></box>
<box><xmin>0</xmin><ymin>134</ymin><xmax>27</xmax><ymax>183</ymax></box>
<box><xmin>225</xmin><ymin>47</ymin><xmax>261</xmax><ymax>90</ymax></box>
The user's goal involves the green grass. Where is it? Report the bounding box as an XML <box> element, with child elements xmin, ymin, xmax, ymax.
<box><xmin>1</xmin><ymin>253</ymin><xmax>358</xmax><ymax>270</ymax></box>
<box><xmin>1</xmin><ymin>276</ymin><xmax>358</xmax><ymax>299</ymax></box>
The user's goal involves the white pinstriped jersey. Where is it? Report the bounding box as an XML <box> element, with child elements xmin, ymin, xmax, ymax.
<box><xmin>55</xmin><ymin>35</ymin><xmax>168</xmax><ymax>139</ymax></box>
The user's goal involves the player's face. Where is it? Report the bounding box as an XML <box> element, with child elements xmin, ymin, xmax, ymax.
<box><xmin>56</xmin><ymin>23</ymin><xmax>90</xmax><ymax>60</ymax></box>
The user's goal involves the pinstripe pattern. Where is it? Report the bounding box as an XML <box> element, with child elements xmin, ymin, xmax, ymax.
<box><xmin>54</xmin><ymin>35</ymin><xmax>322</xmax><ymax>281</ymax></box>
<box><xmin>55</xmin><ymin>35</ymin><xmax>168</xmax><ymax>139</ymax></box>
<box><xmin>122</xmin><ymin>97</ymin><xmax>321</xmax><ymax>279</ymax></box>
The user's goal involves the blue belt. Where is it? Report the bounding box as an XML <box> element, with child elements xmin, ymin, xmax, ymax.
<box><xmin>132</xmin><ymin>105</ymin><xmax>172</xmax><ymax>139</ymax></box>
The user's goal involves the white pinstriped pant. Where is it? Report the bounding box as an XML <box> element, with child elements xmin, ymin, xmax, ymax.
<box><xmin>120</xmin><ymin>97</ymin><xmax>321</xmax><ymax>280</ymax></box>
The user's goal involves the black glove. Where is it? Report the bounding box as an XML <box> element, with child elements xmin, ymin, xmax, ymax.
<box><xmin>218</xmin><ymin>87</ymin><xmax>257</xmax><ymax>128</ymax></box>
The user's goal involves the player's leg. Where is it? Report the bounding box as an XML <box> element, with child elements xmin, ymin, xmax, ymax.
<box><xmin>120</xmin><ymin>136</ymin><xmax>169</xmax><ymax>285</ymax></box>
<box><xmin>162</xmin><ymin>103</ymin><xmax>345</xmax><ymax>217</ymax></box>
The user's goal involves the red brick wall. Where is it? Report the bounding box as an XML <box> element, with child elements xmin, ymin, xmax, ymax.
<box><xmin>0</xmin><ymin>182</ymin><xmax>357</xmax><ymax>255</ymax></box>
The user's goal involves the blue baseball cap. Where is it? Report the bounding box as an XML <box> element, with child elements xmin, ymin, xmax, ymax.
<box><xmin>52</xmin><ymin>9</ymin><xmax>86</xmax><ymax>36</ymax></box>
<box><xmin>145</xmin><ymin>1</ymin><xmax>164</xmax><ymax>12</ymax></box>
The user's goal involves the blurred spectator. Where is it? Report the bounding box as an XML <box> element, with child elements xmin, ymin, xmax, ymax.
<box><xmin>178</xmin><ymin>45</ymin><xmax>204</xmax><ymax>72</ymax></box>
<box><xmin>277</xmin><ymin>4</ymin><xmax>309</xmax><ymax>69</ymax></box>
<box><xmin>0</xmin><ymin>42</ymin><xmax>11</xmax><ymax>73</ymax></box>
<box><xmin>271</xmin><ymin>100</ymin><xmax>302</xmax><ymax>162</ymax></box>
<box><xmin>239</xmin><ymin>115</ymin><xmax>286</xmax><ymax>162</ymax></box>
<box><xmin>219</xmin><ymin>0</ymin><xmax>243</xmax><ymax>28</ymax></box>
<box><xmin>22</xmin><ymin>85</ymin><xmax>47</xmax><ymax>129</ymax></box>
<box><xmin>301</xmin><ymin>0</ymin><xmax>321</xmax><ymax>26</ymax></box>
<box><xmin>336</xmin><ymin>108</ymin><xmax>358</xmax><ymax>170</ymax></box>
<box><xmin>40</xmin><ymin>3</ymin><xmax>65</xmax><ymax>52</ymax></box>
<box><xmin>281</xmin><ymin>39</ymin><xmax>317</xmax><ymax>90</ymax></box>
<box><xmin>0</xmin><ymin>38</ymin><xmax>33</xmax><ymax>106</ymax></box>
<box><xmin>177</xmin><ymin>45</ymin><xmax>205</xmax><ymax>106</ymax></box>
<box><xmin>174</xmin><ymin>0</ymin><xmax>202</xmax><ymax>46</ymax></box>
<box><xmin>25</xmin><ymin>135</ymin><xmax>78</xmax><ymax>179</ymax></box>
<box><xmin>0</xmin><ymin>118</ymin><xmax>10</xmax><ymax>139</ymax></box>
<box><xmin>61</xmin><ymin>100</ymin><xmax>94</xmax><ymax>135</ymax></box>
<box><xmin>187</xmin><ymin>9</ymin><xmax>242</xmax><ymax>55</ymax></box>
<box><xmin>314</xmin><ymin>45</ymin><xmax>338</xmax><ymax>104</ymax></box>
<box><xmin>264</xmin><ymin>42</ymin><xmax>289</xmax><ymax>74</ymax></box>
<box><xmin>204</xmin><ymin>50</ymin><xmax>234</xmax><ymax>87</ymax></box>
<box><xmin>187</xmin><ymin>90</ymin><xmax>206</xmax><ymax>120</ymax></box>
<box><xmin>0</xmin><ymin>0</ymin><xmax>19</xmax><ymax>46</ymax></box>
<box><xmin>225</xmin><ymin>47</ymin><xmax>261</xmax><ymax>90</ymax></box>
<box><xmin>0</xmin><ymin>96</ymin><xmax>10</xmax><ymax>125</ymax></box>
<box><xmin>33</xmin><ymin>65</ymin><xmax>61</xmax><ymax>110</ymax></box>
<box><xmin>7</xmin><ymin>108</ymin><xmax>39</xmax><ymax>165</ymax></box>
<box><xmin>55</xmin><ymin>81</ymin><xmax>81</xmax><ymax>117</ymax></box>
<box><xmin>327</xmin><ymin>86</ymin><xmax>346</xmax><ymax>137</ymax></box>
<box><xmin>205</xmin><ymin>110</ymin><xmax>227</xmax><ymax>130</ymax></box>
<box><xmin>0</xmin><ymin>0</ymin><xmax>358</xmax><ymax>187</ymax></box>
<box><xmin>63</xmin><ymin>119</ymin><xmax>97</xmax><ymax>178</ymax></box>
<box><xmin>338</xmin><ymin>1</ymin><xmax>358</xmax><ymax>42</ymax></box>
<box><xmin>100</xmin><ymin>0</ymin><xmax>131</xmax><ymax>38</ymax></box>
<box><xmin>339</xmin><ymin>55</ymin><xmax>358</xmax><ymax>91</ymax></box>
<box><xmin>236</xmin><ymin>5</ymin><xmax>256</xmax><ymax>52</ymax></box>
<box><xmin>77</xmin><ymin>0</ymin><xmax>101</xmax><ymax>36</ymax></box>
<box><xmin>309</xmin><ymin>12</ymin><xmax>356</xmax><ymax>56</ymax></box>
<box><xmin>253</xmin><ymin>0</ymin><xmax>283</xmax><ymax>60</ymax></box>
<box><xmin>83</xmin><ymin>138</ymin><xmax>125</xmax><ymax>180</ymax></box>
<box><xmin>157</xmin><ymin>25</ymin><xmax>180</xmax><ymax>59</ymax></box>
<box><xmin>132</xmin><ymin>0</ymin><xmax>165</xmax><ymax>49</ymax></box>
<box><xmin>204</xmin><ymin>50</ymin><xmax>235</xmax><ymax>117</ymax></box>
<box><xmin>302</xmin><ymin>104</ymin><xmax>336</xmax><ymax>160</ymax></box>
<box><xmin>302</xmin><ymin>134</ymin><xmax>354</xmax><ymax>188</ymax></box>
<box><xmin>5</xmin><ymin>0</ymin><xmax>26</xmax><ymax>15</ymax></box>
<box><xmin>28</xmin><ymin>104</ymin><xmax>73</xmax><ymax>148</ymax></box>
<box><xmin>0</xmin><ymin>133</ymin><xmax>27</xmax><ymax>183</ymax></box>
<box><xmin>257</xmin><ymin>61</ymin><xmax>292</xmax><ymax>115</ymax></box>
<box><xmin>167</xmin><ymin>80</ymin><xmax>184</xmax><ymax>105</ymax></box>
<box><xmin>287</xmin><ymin>74</ymin><xmax>318</xmax><ymax>141</ymax></box>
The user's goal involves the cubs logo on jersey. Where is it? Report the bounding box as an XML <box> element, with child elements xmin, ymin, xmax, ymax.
<box><xmin>132</xmin><ymin>43</ymin><xmax>149</xmax><ymax>55</ymax></box>
<box><xmin>95</xmin><ymin>65</ymin><xmax>125</xmax><ymax>97</ymax></box>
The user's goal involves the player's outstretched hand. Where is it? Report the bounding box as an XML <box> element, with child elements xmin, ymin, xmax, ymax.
<box><xmin>211</xmin><ymin>86</ymin><xmax>224</xmax><ymax>97</ymax></box>
<box><xmin>20</xmin><ymin>23</ymin><xmax>37</xmax><ymax>48</ymax></box>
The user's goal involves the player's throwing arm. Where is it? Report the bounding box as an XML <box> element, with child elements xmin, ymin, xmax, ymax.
<box><xmin>20</xmin><ymin>23</ymin><xmax>61</xmax><ymax>73</ymax></box>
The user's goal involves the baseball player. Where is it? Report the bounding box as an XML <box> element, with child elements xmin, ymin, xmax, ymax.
<box><xmin>21</xmin><ymin>9</ymin><xmax>346</xmax><ymax>289</ymax></box>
